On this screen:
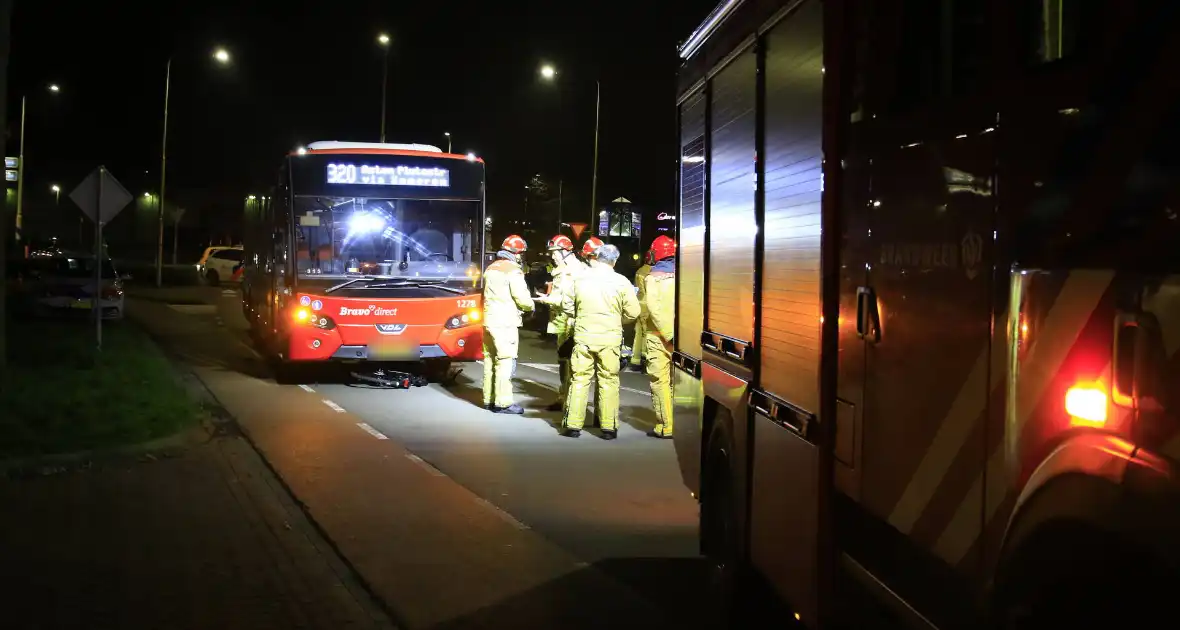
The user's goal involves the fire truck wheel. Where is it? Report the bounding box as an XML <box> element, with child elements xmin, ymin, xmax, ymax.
<box><xmin>701</xmin><ymin>421</ymin><xmax>749</xmax><ymax>626</ymax></box>
<box><xmin>990</xmin><ymin>523</ymin><xmax>1173</xmax><ymax>628</ymax></box>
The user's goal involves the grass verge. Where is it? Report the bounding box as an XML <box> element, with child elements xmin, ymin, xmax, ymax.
<box><xmin>0</xmin><ymin>317</ymin><xmax>204</xmax><ymax>459</ymax></box>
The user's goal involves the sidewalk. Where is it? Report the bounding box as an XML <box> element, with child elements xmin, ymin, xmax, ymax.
<box><xmin>0</xmin><ymin>419</ymin><xmax>393</xmax><ymax>630</ymax></box>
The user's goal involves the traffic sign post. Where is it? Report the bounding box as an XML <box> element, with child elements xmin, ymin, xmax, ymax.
<box><xmin>569</xmin><ymin>222</ymin><xmax>588</xmax><ymax>241</ymax></box>
<box><xmin>69</xmin><ymin>166</ymin><xmax>132</xmax><ymax>350</ymax></box>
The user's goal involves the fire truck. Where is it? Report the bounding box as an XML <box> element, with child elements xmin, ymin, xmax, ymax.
<box><xmin>672</xmin><ymin>1</ymin><xmax>1180</xmax><ymax>627</ymax></box>
<box><xmin>242</xmin><ymin>141</ymin><xmax>486</xmax><ymax>380</ymax></box>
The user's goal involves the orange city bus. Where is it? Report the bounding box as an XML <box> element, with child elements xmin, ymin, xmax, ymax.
<box><xmin>241</xmin><ymin>141</ymin><xmax>486</xmax><ymax>380</ymax></box>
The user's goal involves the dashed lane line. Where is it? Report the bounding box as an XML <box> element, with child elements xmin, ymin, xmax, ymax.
<box><xmin>518</xmin><ymin>375</ymin><xmax>649</xmax><ymax>398</ymax></box>
<box><xmin>298</xmin><ymin>384</ymin><xmax>315</xmax><ymax>393</ymax></box>
<box><xmin>323</xmin><ymin>399</ymin><xmax>347</xmax><ymax>413</ymax></box>
<box><xmin>356</xmin><ymin>422</ymin><xmax>389</xmax><ymax>440</ymax></box>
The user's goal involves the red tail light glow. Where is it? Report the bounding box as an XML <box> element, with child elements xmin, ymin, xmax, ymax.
<box><xmin>101</xmin><ymin>286</ymin><xmax>123</xmax><ymax>300</ymax></box>
<box><xmin>1065</xmin><ymin>384</ymin><xmax>1107</xmax><ymax>427</ymax></box>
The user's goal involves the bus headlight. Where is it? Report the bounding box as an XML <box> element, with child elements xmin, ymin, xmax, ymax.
<box><xmin>445</xmin><ymin>309</ymin><xmax>482</xmax><ymax>329</ymax></box>
<box><xmin>294</xmin><ymin>307</ymin><xmax>335</xmax><ymax>330</ymax></box>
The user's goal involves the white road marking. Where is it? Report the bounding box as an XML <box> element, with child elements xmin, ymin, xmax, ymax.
<box><xmin>221</xmin><ymin>290</ymin><xmax>237</xmax><ymax>296</ymax></box>
<box><xmin>405</xmin><ymin>453</ymin><xmax>446</xmax><ymax>477</ymax></box>
<box><xmin>323</xmin><ymin>399</ymin><xmax>347</xmax><ymax>413</ymax></box>
<box><xmin>298</xmin><ymin>384</ymin><xmax>315</xmax><ymax>393</ymax></box>
<box><xmin>517</xmin><ymin>367</ymin><xmax>650</xmax><ymax>397</ymax></box>
<box><xmin>356</xmin><ymin>422</ymin><xmax>388</xmax><ymax>440</ymax></box>
<box><xmin>473</xmin><ymin>497</ymin><xmax>530</xmax><ymax>530</ymax></box>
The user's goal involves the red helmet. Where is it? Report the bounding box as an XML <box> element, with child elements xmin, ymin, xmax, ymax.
<box><xmin>501</xmin><ymin>234</ymin><xmax>527</xmax><ymax>254</ymax></box>
<box><xmin>581</xmin><ymin>236</ymin><xmax>605</xmax><ymax>258</ymax></box>
<box><xmin>648</xmin><ymin>235</ymin><xmax>677</xmax><ymax>261</ymax></box>
<box><xmin>546</xmin><ymin>235</ymin><xmax>574</xmax><ymax>251</ymax></box>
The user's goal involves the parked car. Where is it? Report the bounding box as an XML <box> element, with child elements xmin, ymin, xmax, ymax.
<box><xmin>196</xmin><ymin>245</ymin><xmax>243</xmax><ymax>285</ymax></box>
<box><xmin>24</xmin><ymin>250</ymin><xmax>127</xmax><ymax>320</ymax></box>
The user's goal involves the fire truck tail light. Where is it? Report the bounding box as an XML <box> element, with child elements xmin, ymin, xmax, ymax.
<box><xmin>294</xmin><ymin>307</ymin><xmax>311</xmax><ymax>323</ymax></box>
<box><xmin>1065</xmin><ymin>385</ymin><xmax>1107</xmax><ymax>426</ymax></box>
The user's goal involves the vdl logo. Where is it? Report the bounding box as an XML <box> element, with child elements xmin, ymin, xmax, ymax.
<box><xmin>375</xmin><ymin>323</ymin><xmax>407</xmax><ymax>335</ymax></box>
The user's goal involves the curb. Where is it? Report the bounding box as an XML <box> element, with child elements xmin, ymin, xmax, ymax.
<box><xmin>128</xmin><ymin>303</ymin><xmax>405</xmax><ymax>629</ymax></box>
<box><xmin>0</xmin><ymin>423</ymin><xmax>210</xmax><ymax>480</ymax></box>
<box><xmin>0</xmin><ymin>324</ymin><xmax>215</xmax><ymax>480</ymax></box>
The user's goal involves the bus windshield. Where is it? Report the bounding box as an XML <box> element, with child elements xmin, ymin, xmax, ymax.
<box><xmin>292</xmin><ymin>196</ymin><xmax>481</xmax><ymax>282</ymax></box>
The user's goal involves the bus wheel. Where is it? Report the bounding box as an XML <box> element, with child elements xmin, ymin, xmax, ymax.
<box><xmin>271</xmin><ymin>357</ymin><xmax>307</xmax><ymax>385</ymax></box>
<box><xmin>423</xmin><ymin>360</ymin><xmax>457</xmax><ymax>384</ymax></box>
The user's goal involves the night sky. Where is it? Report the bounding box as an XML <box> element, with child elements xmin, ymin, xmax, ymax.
<box><xmin>8</xmin><ymin>0</ymin><xmax>718</xmax><ymax>237</ymax></box>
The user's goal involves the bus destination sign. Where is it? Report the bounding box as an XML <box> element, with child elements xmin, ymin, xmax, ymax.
<box><xmin>326</xmin><ymin>163</ymin><xmax>450</xmax><ymax>188</ymax></box>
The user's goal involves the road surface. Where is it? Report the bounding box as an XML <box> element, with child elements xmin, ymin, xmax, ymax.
<box><xmin>129</xmin><ymin>284</ymin><xmax>711</xmax><ymax>628</ymax></box>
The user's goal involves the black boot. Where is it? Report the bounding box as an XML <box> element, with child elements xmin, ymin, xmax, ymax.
<box><xmin>560</xmin><ymin>428</ymin><xmax>581</xmax><ymax>438</ymax></box>
<box><xmin>492</xmin><ymin>404</ymin><xmax>525</xmax><ymax>414</ymax></box>
<box><xmin>601</xmin><ymin>429</ymin><xmax>618</xmax><ymax>440</ymax></box>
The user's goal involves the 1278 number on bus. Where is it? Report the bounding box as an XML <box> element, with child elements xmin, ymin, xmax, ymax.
<box><xmin>456</xmin><ymin>299</ymin><xmax>477</xmax><ymax>308</ymax></box>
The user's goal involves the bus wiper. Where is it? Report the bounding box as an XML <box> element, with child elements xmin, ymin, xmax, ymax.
<box><xmin>324</xmin><ymin>275</ymin><xmax>381</xmax><ymax>294</ymax></box>
<box><xmin>364</xmin><ymin>280</ymin><xmax>466</xmax><ymax>294</ymax></box>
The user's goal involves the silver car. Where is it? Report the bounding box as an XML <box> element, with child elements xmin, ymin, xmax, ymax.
<box><xmin>27</xmin><ymin>251</ymin><xmax>126</xmax><ymax>320</ymax></box>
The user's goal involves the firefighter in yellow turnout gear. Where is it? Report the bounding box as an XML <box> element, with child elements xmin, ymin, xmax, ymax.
<box><xmin>560</xmin><ymin>243</ymin><xmax>641</xmax><ymax>439</ymax></box>
<box><xmin>481</xmin><ymin>235</ymin><xmax>534</xmax><ymax>414</ymax></box>
<box><xmin>628</xmin><ymin>254</ymin><xmax>653</xmax><ymax>372</ymax></box>
<box><xmin>532</xmin><ymin>235</ymin><xmax>585</xmax><ymax>411</ymax></box>
<box><xmin>644</xmin><ymin>236</ymin><xmax>677</xmax><ymax>438</ymax></box>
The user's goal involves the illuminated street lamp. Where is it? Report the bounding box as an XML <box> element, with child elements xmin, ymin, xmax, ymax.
<box><xmin>539</xmin><ymin>63</ymin><xmax>601</xmax><ymax>233</ymax></box>
<box><xmin>444</xmin><ymin>131</ymin><xmax>452</xmax><ymax>153</ymax></box>
<box><xmin>14</xmin><ymin>83</ymin><xmax>63</xmax><ymax>248</ymax></box>
<box><xmin>378</xmin><ymin>33</ymin><xmax>391</xmax><ymax>143</ymax></box>
<box><xmin>157</xmin><ymin>47</ymin><xmax>232</xmax><ymax>286</ymax></box>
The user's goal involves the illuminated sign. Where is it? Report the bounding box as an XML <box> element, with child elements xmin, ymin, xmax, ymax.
<box><xmin>657</xmin><ymin>212</ymin><xmax>676</xmax><ymax>221</ymax></box>
<box><xmin>4</xmin><ymin>157</ymin><xmax>18</xmax><ymax>169</ymax></box>
<box><xmin>4</xmin><ymin>170</ymin><xmax>16</xmax><ymax>182</ymax></box>
<box><xmin>327</xmin><ymin>163</ymin><xmax>450</xmax><ymax>188</ymax></box>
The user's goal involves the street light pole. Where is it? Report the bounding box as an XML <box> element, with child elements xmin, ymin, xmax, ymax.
<box><xmin>14</xmin><ymin>95</ymin><xmax>24</xmax><ymax>249</ymax></box>
<box><xmin>50</xmin><ymin>184</ymin><xmax>60</xmax><ymax>237</ymax></box>
<box><xmin>538</xmin><ymin>65</ymin><xmax>602</xmax><ymax>237</ymax></box>
<box><xmin>156</xmin><ymin>58</ymin><xmax>171</xmax><ymax>288</ymax></box>
<box><xmin>590</xmin><ymin>80</ymin><xmax>600</xmax><ymax>234</ymax></box>
<box><xmin>156</xmin><ymin>49</ymin><xmax>229</xmax><ymax>286</ymax></box>
<box><xmin>444</xmin><ymin>132</ymin><xmax>451</xmax><ymax>153</ymax></box>
<box><xmin>378</xmin><ymin>34</ymin><xmax>391</xmax><ymax>143</ymax></box>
